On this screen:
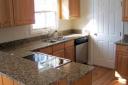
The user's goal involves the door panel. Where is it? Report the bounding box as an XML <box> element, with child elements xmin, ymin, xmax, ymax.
<box><xmin>92</xmin><ymin>0</ymin><xmax>123</xmax><ymax>68</ymax></box>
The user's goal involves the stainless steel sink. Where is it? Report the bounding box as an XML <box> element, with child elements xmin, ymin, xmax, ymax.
<box><xmin>42</xmin><ymin>37</ymin><xmax>68</xmax><ymax>43</ymax></box>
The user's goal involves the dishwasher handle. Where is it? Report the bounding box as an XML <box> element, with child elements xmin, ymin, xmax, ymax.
<box><xmin>75</xmin><ymin>37</ymin><xmax>88</xmax><ymax>45</ymax></box>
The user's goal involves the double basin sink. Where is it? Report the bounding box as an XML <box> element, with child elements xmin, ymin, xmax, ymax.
<box><xmin>42</xmin><ymin>36</ymin><xmax>68</xmax><ymax>43</ymax></box>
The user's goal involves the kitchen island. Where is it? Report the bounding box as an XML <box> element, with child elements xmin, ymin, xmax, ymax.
<box><xmin>0</xmin><ymin>51</ymin><xmax>93</xmax><ymax>85</ymax></box>
<box><xmin>0</xmin><ymin>34</ymin><xmax>93</xmax><ymax>85</ymax></box>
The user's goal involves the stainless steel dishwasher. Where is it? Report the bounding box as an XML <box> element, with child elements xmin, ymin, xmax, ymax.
<box><xmin>75</xmin><ymin>36</ymin><xmax>88</xmax><ymax>64</ymax></box>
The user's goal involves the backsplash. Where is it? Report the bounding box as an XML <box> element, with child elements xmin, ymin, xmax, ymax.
<box><xmin>0</xmin><ymin>20</ymin><xmax>72</xmax><ymax>44</ymax></box>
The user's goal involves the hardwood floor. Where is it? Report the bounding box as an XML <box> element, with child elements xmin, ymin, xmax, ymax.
<box><xmin>92</xmin><ymin>67</ymin><xmax>128</xmax><ymax>85</ymax></box>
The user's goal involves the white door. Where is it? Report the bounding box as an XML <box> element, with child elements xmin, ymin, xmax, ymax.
<box><xmin>91</xmin><ymin>0</ymin><xmax>123</xmax><ymax>68</ymax></box>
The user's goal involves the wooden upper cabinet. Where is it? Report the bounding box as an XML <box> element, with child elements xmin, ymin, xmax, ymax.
<box><xmin>0</xmin><ymin>0</ymin><xmax>35</xmax><ymax>27</ymax></box>
<box><xmin>123</xmin><ymin>0</ymin><xmax>128</xmax><ymax>21</ymax></box>
<box><xmin>13</xmin><ymin>0</ymin><xmax>35</xmax><ymax>25</ymax></box>
<box><xmin>59</xmin><ymin>0</ymin><xmax>80</xmax><ymax>19</ymax></box>
<box><xmin>0</xmin><ymin>0</ymin><xmax>13</xmax><ymax>27</ymax></box>
<box><xmin>69</xmin><ymin>0</ymin><xmax>80</xmax><ymax>18</ymax></box>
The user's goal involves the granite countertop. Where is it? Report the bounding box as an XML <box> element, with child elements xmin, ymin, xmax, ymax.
<box><xmin>0</xmin><ymin>34</ymin><xmax>93</xmax><ymax>85</ymax></box>
<box><xmin>58</xmin><ymin>62</ymin><xmax>94</xmax><ymax>82</ymax></box>
<box><xmin>116</xmin><ymin>40</ymin><xmax>128</xmax><ymax>46</ymax></box>
<box><xmin>1</xmin><ymin>34</ymin><xmax>87</xmax><ymax>58</ymax></box>
<box><xmin>0</xmin><ymin>52</ymin><xmax>94</xmax><ymax>85</ymax></box>
<box><xmin>0</xmin><ymin>52</ymin><xmax>67</xmax><ymax>85</ymax></box>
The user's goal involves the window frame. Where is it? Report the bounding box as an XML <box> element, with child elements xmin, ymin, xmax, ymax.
<box><xmin>31</xmin><ymin>0</ymin><xmax>58</xmax><ymax>34</ymax></box>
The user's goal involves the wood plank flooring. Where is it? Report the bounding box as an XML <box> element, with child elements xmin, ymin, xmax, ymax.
<box><xmin>92</xmin><ymin>67</ymin><xmax>128</xmax><ymax>85</ymax></box>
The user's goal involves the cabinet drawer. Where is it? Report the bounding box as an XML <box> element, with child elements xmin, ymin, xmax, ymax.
<box><xmin>39</xmin><ymin>46</ymin><xmax>52</xmax><ymax>54</ymax></box>
<box><xmin>116</xmin><ymin>45</ymin><xmax>128</xmax><ymax>52</ymax></box>
<box><xmin>53</xmin><ymin>43</ymin><xmax>64</xmax><ymax>52</ymax></box>
<box><xmin>116</xmin><ymin>51</ymin><xmax>128</xmax><ymax>56</ymax></box>
<box><xmin>53</xmin><ymin>50</ymin><xmax>65</xmax><ymax>58</ymax></box>
<box><xmin>65</xmin><ymin>40</ymin><xmax>74</xmax><ymax>47</ymax></box>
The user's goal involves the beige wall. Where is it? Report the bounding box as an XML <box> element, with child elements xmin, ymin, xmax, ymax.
<box><xmin>72</xmin><ymin>0</ymin><xmax>128</xmax><ymax>35</ymax></box>
<box><xmin>124</xmin><ymin>22</ymin><xmax>128</xmax><ymax>34</ymax></box>
<box><xmin>1</xmin><ymin>0</ymin><xmax>128</xmax><ymax>43</ymax></box>
<box><xmin>72</xmin><ymin>0</ymin><xmax>93</xmax><ymax>32</ymax></box>
<box><xmin>0</xmin><ymin>20</ymin><xmax>72</xmax><ymax>43</ymax></box>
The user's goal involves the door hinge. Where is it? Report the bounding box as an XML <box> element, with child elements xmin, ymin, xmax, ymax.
<box><xmin>120</xmin><ymin>32</ymin><xmax>122</xmax><ymax>37</ymax></box>
<box><xmin>121</xmin><ymin>0</ymin><xmax>123</xmax><ymax>7</ymax></box>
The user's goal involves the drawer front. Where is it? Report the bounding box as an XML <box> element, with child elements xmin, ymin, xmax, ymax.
<box><xmin>116</xmin><ymin>51</ymin><xmax>128</xmax><ymax>56</ymax></box>
<box><xmin>65</xmin><ymin>40</ymin><xmax>74</xmax><ymax>48</ymax></box>
<box><xmin>116</xmin><ymin>45</ymin><xmax>128</xmax><ymax>52</ymax></box>
<box><xmin>39</xmin><ymin>46</ymin><xmax>52</xmax><ymax>54</ymax></box>
<box><xmin>53</xmin><ymin>43</ymin><xmax>64</xmax><ymax>52</ymax></box>
<box><xmin>53</xmin><ymin>50</ymin><xmax>65</xmax><ymax>58</ymax></box>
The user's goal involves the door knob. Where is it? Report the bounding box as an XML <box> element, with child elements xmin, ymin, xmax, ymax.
<box><xmin>94</xmin><ymin>33</ymin><xmax>98</xmax><ymax>36</ymax></box>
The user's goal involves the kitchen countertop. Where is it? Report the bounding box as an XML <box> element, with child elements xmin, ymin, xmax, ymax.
<box><xmin>1</xmin><ymin>34</ymin><xmax>87</xmax><ymax>58</ymax></box>
<box><xmin>58</xmin><ymin>62</ymin><xmax>93</xmax><ymax>82</ymax></box>
<box><xmin>0</xmin><ymin>34</ymin><xmax>93</xmax><ymax>85</ymax></box>
<box><xmin>116</xmin><ymin>40</ymin><xmax>128</xmax><ymax>46</ymax></box>
<box><xmin>0</xmin><ymin>52</ymin><xmax>67</xmax><ymax>85</ymax></box>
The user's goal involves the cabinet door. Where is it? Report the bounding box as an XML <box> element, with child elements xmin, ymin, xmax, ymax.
<box><xmin>39</xmin><ymin>47</ymin><xmax>53</xmax><ymax>55</ymax></box>
<box><xmin>72</xmin><ymin>72</ymin><xmax>92</xmax><ymax>85</ymax></box>
<box><xmin>13</xmin><ymin>0</ymin><xmax>35</xmax><ymax>25</ymax></box>
<box><xmin>53</xmin><ymin>43</ymin><xmax>64</xmax><ymax>52</ymax></box>
<box><xmin>13</xmin><ymin>80</ymin><xmax>21</xmax><ymax>85</ymax></box>
<box><xmin>69</xmin><ymin>0</ymin><xmax>80</xmax><ymax>18</ymax></box>
<box><xmin>65</xmin><ymin>46</ymin><xmax>75</xmax><ymax>61</ymax></box>
<box><xmin>116</xmin><ymin>45</ymin><xmax>128</xmax><ymax>79</ymax></box>
<box><xmin>59</xmin><ymin>0</ymin><xmax>80</xmax><ymax>19</ymax></box>
<box><xmin>0</xmin><ymin>75</ymin><xmax>3</xmax><ymax>85</ymax></box>
<box><xmin>2</xmin><ymin>76</ymin><xmax>13</xmax><ymax>85</ymax></box>
<box><xmin>52</xmin><ymin>80</ymin><xmax>67</xmax><ymax>85</ymax></box>
<box><xmin>0</xmin><ymin>0</ymin><xmax>13</xmax><ymax>27</ymax></box>
<box><xmin>123</xmin><ymin>0</ymin><xmax>128</xmax><ymax>21</ymax></box>
<box><xmin>117</xmin><ymin>54</ymin><xmax>128</xmax><ymax>79</ymax></box>
<box><xmin>53</xmin><ymin>50</ymin><xmax>65</xmax><ymax>58</ymax></box>
<box><xmin>58</xmin><ymin>80</ymin><xmax>67</xmax><ymax>85</ymax></box>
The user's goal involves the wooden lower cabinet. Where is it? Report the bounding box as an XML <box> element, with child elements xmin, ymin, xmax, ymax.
<box><xmin>39</xmin><ymin>46</ymin><xmax>52</xmax><ymax>55</ymax></box>
<box><xmin>65</xmin><ymin>46</ymin><xmax>75</xmax><ymax>61</ymax></box>
<box><xmin>53</xmin><ymin>50</ymin><xmax>65</xmax><ymax>58</ymax></box>
<box><xmin>72</xmin><ymin>72</ymin><xmax>92</xmax><ymax>85</ymax></box>
<box><xmin>34</xmin><ymin>40</ymin><xmax>75</xmax><ymax>59</ymax></box>
<box><xmin>52</xmin><ymin>80</ymin><xmax>67</xmax><ymax>85</ymax></box>
<box><xmin>52</xmin><ymin>72</ymin><xmax>92</xmax><ymax>85</ymax></box>
<box><xmin>116</xmin><ymin>45</ymin><xmax>128</xmax><ymax>79</ymax></box>
<box><xmin>2</xmin><ymin>76</ymin><xmax>13</xmax><ymax>85</ymax></box>
<box><xmin>0</xmin><ymin>74</ymin><xmax>21</xmax><ymax>85</ymax></box>
<box><xmin>0</xmin><ymin>75</ymin><xmax>3</xmax><ymax>85</ymax></box>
